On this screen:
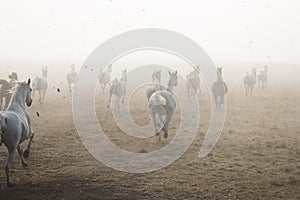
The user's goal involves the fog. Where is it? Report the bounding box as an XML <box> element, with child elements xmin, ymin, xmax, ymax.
<box><xmin>1</xmin><ymin>0</ymin><xmax>300</xmax><ymax>89</ymax></box>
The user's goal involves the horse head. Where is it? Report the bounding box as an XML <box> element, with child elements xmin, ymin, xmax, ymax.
<box><xmin>217</xmin><ymin>67</ymin><xmax>223</xmax><ymax>80</ymax></box>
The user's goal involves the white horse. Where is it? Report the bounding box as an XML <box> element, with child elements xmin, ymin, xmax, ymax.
<box><xmin>99</xmin><ymin>64</ymin><xmax>112</xmax><ymax>91</ymax></box>
<box><xmin>148</xmin><ymin>71</ymin><xmax>178</xmax><ymax>139</ymax></box>
<box><xmin>186</xmin><ymin>69</ymin><xmax>201</xmax><ymax>99</ymax></box>
<box><xmin>152</xmin><ymin>69</ymin><xmax>161</xmax><ymax>83</ymax></box>
<box><xmin>33</xmin><ymin>67</ymin><xmax>48</xmax><ymax>104</ymax></box>
<box><xmin>66</xmin><ymin>65</ymin><xmax>78</xmax><ymax>92</ymax></box>
<box><xmin>107</xmin><ymin>69</ymin><xmax>127</xmax><ymax>109</ymax></box>
<box><xmin>212</xmin><ymin>67</ymin><xmax>228</xmax><ymax>108</ymax></box>
<box><xmin>257</xmin><ymin>65</ymin><xmax>268</xmax><ymax>89</ymax></box>
<box><xmin>0</xmin><ymin>72</ymin><xmax>19</xmax><ymax>110</ymax></box>
<box><xmin>0</xmin><ymin>79</ymin><xmax>34</xmax><ymax>186</ymax></box>
<box><xmin>244</xmin><ymin>68</ymin><xmax>257</xmax><ymax>96</ymax></box>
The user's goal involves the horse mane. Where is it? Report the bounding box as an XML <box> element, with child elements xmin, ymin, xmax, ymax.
<box><xmin>9</xmin><ymin>82</ymin><xmax>27</xmax><ymax>94</ymax></box>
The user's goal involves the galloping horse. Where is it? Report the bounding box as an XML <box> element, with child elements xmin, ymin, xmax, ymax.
<box><xmin>152</xmin><ymin>69</ymin><xmax>161</xmax><ymax>83</ymax></box>
<box><xmin>33</xmin><ymin>67</ymin><xmax>48</xmax><ymax>104</ymax></box>
<box><xmin>0</xmin><ymin>79</ymin><xmax>35</xmax><ymax>186</ymax></box>
<box><xmin>148</xmin><ymin>70</ymin><xmax>178</xmax><ymax>139</ymax></box>
<box><xmin>244</xmin><ymin>68</ymin><xmax>257</xmax><ymax>96</ymax></box>
<box><xmin>257</xmin><ymin>65</ymin><xmax>268</xmax><ymax>89</ymax></box>
<box><xmin>99</xmin><ymin>64</ymin><xmax>112</xmax><ymax>91</ymax></box>
<box><xmin>186</xmin><ymin>68</ymin><xmax>201</xmax><ymax>99</ymax></box>
<box><xmin>212</xmin><ymin>67</ymin><xmax>228</xmax><ymax>108</ymax></box>
<box><xmin>107</xmin><ymin>69</ymin><xmax>127</xmax><ymax>109</ymax></box>
<box><xmin>0</xmin><ymin>72</ymin><xmax>19</xmax><ymax>110</ymax></box>
<box><xmin>66</xmin><ymin>65</ymin><xmax>78</xmax><ymax>92</ymax></box>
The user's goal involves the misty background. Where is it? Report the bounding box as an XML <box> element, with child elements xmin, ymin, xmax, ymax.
<box><xmin>0</xmin><ymin>0</ymin><xmax>299</xmax><ymax>89</ymax></box>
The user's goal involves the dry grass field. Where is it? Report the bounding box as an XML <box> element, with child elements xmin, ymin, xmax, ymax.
<box><xmin>0</xmin><ymin>71</ymin><xmax>299</xmax><ymax>199</ymax></box>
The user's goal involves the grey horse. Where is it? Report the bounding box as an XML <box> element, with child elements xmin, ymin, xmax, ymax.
<box><xmin>107</xmin><ymin>69</ymin><xmax>127</xmax><ymax>110</ymax></box>
<box><xmin>148</xmin><ymin>70</ymin><xmax>178</xmax><ymax>139</ymax></box>
<box><xmin>33</xmin><ymin>67</ymin><xmax>48</xmax><ymax>104</ymax></box>
<box><xmin>0</xmin><ymin>79</ymin><xmax>34</xmax><ymax>186</ymax></box>
<box><xmin>152</xmin><ymin>69</ymin><xmax>161</xmax><ymax>83</ymax></box>
<box><xmin>0</xmin><ymin>72</ymin><xmax>19</xmax><ymax>110</ymax></box>
<box><xmin>186</xmin><ymin>69</ymin><xmax>201</xmax><ymax>99</ymax></box>
<box><xmin>244</xmin><ymin>68</ymin><xmax>257</xmax><ymax>96</ymax></box>
<box><xmin>257</xmin><ymin>65</ymin><xmax>268</xmax><ymax>89</ymax></box>
<box><xmin>212</xmin><ymin>67</ymin><xmax>228</xmax><ymax>108</ymax></box>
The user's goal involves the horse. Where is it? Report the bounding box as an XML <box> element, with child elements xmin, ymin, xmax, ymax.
<box><xmin>107</xmin><ymin>69</ymin><xmax>127</xmax><ymax>109</ymax></box>
<box><xmin>66</xmin><ymin>65</ymin><xmax>78</xmax><ymax>92</ymax></box>
<box><xmin>148</xmin><ymin>70</ymin><xmax>178</xmax><ymax>139</ymax></box>
<box><xmin>0</xmin><ymin>79</ymin><xmax>35</xmax><ymax>186</ymax></box>
<box><xmin>152</xmin><ymin>69</ymin><xmax>161</xmax><ymax>83</ymax></box>
<box><xmin>186</xmin><ymin>69</ymin><xmax>201</xmax><ymax>99</ymax></box>
<box><xmin>0</xmin><ymin>72</ymin><xmax>19</xmax><ymax>110</ymax></box>
<box><xmin>244</xmin><ymin>68</ymin><xmax>257</xmax><ymax>96</ymax></box>
<box><xmin>99</xmin><ymin>64</ymin><xmax>112</xmax><ymax>91</ymax></box>
<box><xmin>257</xmin><ymin>65</ymin><xmax>268</xmax><ymax>89</ymax></box>
<box><xmin>33</xmin><ymin>67</ymin><xmax>48</xmax><ymax>104</ymax></box>
<box><xmin>212</xmin><ymin>67</ymin><xmax>228</xmax><ymax>108</ymax></box>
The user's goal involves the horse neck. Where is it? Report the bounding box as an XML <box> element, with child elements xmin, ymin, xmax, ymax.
<box><xmin>9</xmin><ymin>89</ymin><xmax>26</xmax><ymax>110</ymax></box>
<box><xmin>217</xmin><ymin>75</ymin><xmax>223</xmax><ymax>82</ymax></box>
<box><xmin>167</xmin><ymin>80</ymin><xmax>174</xmax><ymax>91</ymax></box>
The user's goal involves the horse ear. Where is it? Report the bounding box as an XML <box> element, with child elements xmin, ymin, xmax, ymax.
<box><xmin>175</xmin><ymin>71</ymin><xmax>177</xmax><ymax>75</ymax></box>
<box><xmin>28</xmin><ymin>78</ymin><xmax>31</xmax><ymax>86</ymax></box>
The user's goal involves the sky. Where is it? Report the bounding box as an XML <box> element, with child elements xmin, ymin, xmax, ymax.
<box><xmin>0</xmin><ymin>0</ymin><xmax>299</xmax><ymax>67</ymax></box>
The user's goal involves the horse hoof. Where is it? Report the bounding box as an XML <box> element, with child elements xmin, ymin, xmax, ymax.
<box><xmin>23</xmin><ymin>150</ymin><xmax>30</xmax><ymax>158</ymax></box>
<box><xmin>22</xmin><ymin>162</ymin><xmax>28</xmax><ymax>168</ymax></box>
<box><xmin>164</xmin><ymin>132</ymin><xmax>168</xmax><ymax>139</ymax></box>
<box><xmin>155</xmin><ymin>132</ymin><xmax>159</xmax><ymax>136</ymax></box>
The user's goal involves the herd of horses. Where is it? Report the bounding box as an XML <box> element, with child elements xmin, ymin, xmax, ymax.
<box><xmin>0</xmin><ymin>64</ymin><xmax>268</xmax><ymax>187</ymax></box>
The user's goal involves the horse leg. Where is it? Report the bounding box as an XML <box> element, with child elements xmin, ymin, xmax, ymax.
<box><xmin>150</xmin><ymin>111</ymin><xmax>159</xmax><ymax>136</ymax></box>
<box><xmin>17</xmin><ymin>145</ymin><xmax>28</xmax><ymax>167</ymax></box>
<box><xmin>0</xmin><ymin>97</ymin><xmax>2</xmax><ymax>110</ymax></box>
<box><xmin>23</xmin><ymin>132</ymin><xmax>35</xmax><ymax>159</ymax></box>
<box><xmin>38</xmin><ymin>91</ymin><xmax>42</xmax><ymax>103</ymax></box>
<box><xmin>220</xmin><ymin>95</ymin><xmax>224</xmax><ymax>106</ymax></box>
<box><xmin>117</xmin><ymin>97</ymin><xmax>120</xmax><ymax>110</ymax></box>
<box><xmin>162</xmin><ymin>109</ymin><xmax>173</xmax><ymax>139</ymax></box>
<box><xmin>42</xmin><ymin>91</ymin><xmax>46</xmax><ymax>103</ymax></box>
<box><xmin>122</xmin><ymin>88</ymin><xmax>126</xmax><ymax>104</ymax></box>
<box><xmin>6</xmin><ymin>146</ymin><xmax>17</xmax><ymax>186</ymax></box>
<box><xmin>107</xmin><ymin>88</ymin><xmax>113</xmax><ymax>108</ymax></box>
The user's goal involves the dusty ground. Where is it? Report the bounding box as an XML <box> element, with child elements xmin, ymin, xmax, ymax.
<box><xmin>0</xmin><ymin>79</ymin><xmax>299</xmax><ymax>200</ymax></box>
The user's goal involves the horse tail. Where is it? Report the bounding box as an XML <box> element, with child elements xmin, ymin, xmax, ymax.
<box><xmin>153</xmin><ymin>92</ymin><xmax>167</xmax><ymax>106</ymax></box>
<box><xmin>0</xmin><ymin>113</ymin><xmax>6</xmax><ymax>145</ymax></box>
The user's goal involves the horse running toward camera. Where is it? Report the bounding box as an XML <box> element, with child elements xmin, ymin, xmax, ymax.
<box><xmin>186</xmin><ymin>68</ymin><xmax>201</xmax><ymax>99</ymax></box>
<box><xmin>0</xmin><ymin>79</ymin><xmax>35</xmax><ymax>187</ymax></box>
<box><xmin>0</xmin><ymin>72</ymin><xmax>19</xmax><ymax>110</ymax></box>
<box><xmin>244</xmin><ymin>68</ymin><xmax>257</xmax><ymax>96</ymax></box>
<box><xmin>99</xmin><ymin>64</ymin><xmax>112</xmax><ymax>91</ymax></box>
<box><xmin>212</xmin><ymin>67</ymin><xmax>228</xmax><ymax>108</ymax></box>
<box><xmin>32</xmin><ymin>67</ymin><xmax>48</xmax><ymax>104</ymax></box>
<box><xmin>107</xmin><ymin>69</ymin><xmax>127</xmax><ymax>110</ymax></box>
<box><xmin>148</xmin><ymin>70</ymin><xmax>178</xmax><ymax>140</ymax></box>
<box><xmin>152</xmin><ymin>69</ymin><xmax>161</xmax><ymax>83</ymax></box>
<box><xmin>257</xmin><ymin>65</ymin><xmax>268</xmax><ymax>89</ymax></box>
<box><xmin>66</xmin><ymin>64</ymin><xmax>78</xmax><ymax>92</ymax></box>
